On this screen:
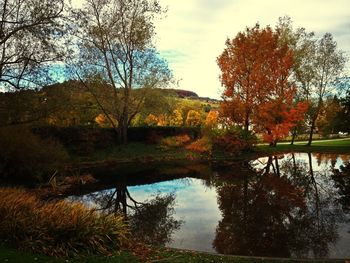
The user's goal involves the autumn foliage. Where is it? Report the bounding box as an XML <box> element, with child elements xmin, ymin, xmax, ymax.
<box><xmin>160</xmin><ymin>134</ymin><xmax>191</xmax><ymax>148</ymax></box>
<box><xmin>186</xmin><ymin>110</ymin><xmax>201</xmax><ymax>127</ymax></box>
<box><xmin>205</xmin><ymin>110</ymin><xmax>219</xmax><ymax>128</ymax></box>
<box><xmin>186</xmin><ymin>136</ymin><xmax>212</xmax><ymax>154</ymax></box>
<box><xmin>218</xmin><ymin>24</ymin><xmax>308</xmax><ymax>145</ymax></box>
<box><xmin>144</xmin><ymin>114</ymin><xmax>159</xmax><ymax>126</ymax></box>
<box><xmin>169</xmin><ymin>109</ymin><xmax>184</xmax><ymax>126</ymax></box>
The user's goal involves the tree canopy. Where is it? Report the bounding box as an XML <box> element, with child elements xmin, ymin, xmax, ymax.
<box><xmin>218</xmin><ymin>24</ymin><xmax>308</xmax><ymax>145</ymax></box>
<box><xmin>0</xmin><ymin>0</ymin><xmax>66</xmax><ymax>90</ymax></box>
<box><xmin>70</xmin><ymin>0</ymin><xmax>171</xmax><ymax>143</ymax></box>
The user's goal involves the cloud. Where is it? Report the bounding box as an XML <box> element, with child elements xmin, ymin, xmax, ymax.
<box><xmin>155</xmin><ymin>0</ymin><xmax>350</xmax><ymax>98</ymax></box>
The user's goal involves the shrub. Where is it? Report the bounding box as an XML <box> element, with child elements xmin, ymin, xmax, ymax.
<box><xmin>185</xmin><ymin>110</ymin><xmax>201</xmax><ymax>127</ymax></box>
<box><xmin>212</xmin><ymin>127</ymin><xmax>256</xmax><ymax>155</ymax></box>
<box><xmin>204</xmin><ymin>110</ymin><xmax>219</xmax><ymax>129</ymax></box>
<box><xmin>0</xmin><ymin>127</ymin><xmax>68</xmax><ymax>183</ymax></box>
<box><xmin>168</xmin><ymin>110</ymin><xmax>183</xmax><ymax>126</ymax></box>
<box><xmin>0</xmin><ymin>188</ymin><xmax>129</xmax><ymax>257</ymax></box>
<box><xmin>144</xmin><ymin>114</ymin><xmax>158</xmax><ymax>126</ymax></box>
<box><xmin>33</xmin><ymin>126</ymin><xmax>201</xmax><ymax>146</ymax></box>
<box><xmin>186</xmin><ymin>136</ymin><xmax>212</xmax><ymax>154</ymax></box>
<box><xmin>160</xmin><ymin>134</ymin><xmax>191</xmax><ymax>148</ymax></box>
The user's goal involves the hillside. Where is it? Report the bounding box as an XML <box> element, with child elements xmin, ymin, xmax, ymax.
<box><xmin>159</xmin><ymin>88</ymin><xmax>220</xmax><ymax>103</ymax></box>
<box><xmin>0</xmin><ymin>81</ymin><xmax>220</xmax><ymax>127</ymax></box>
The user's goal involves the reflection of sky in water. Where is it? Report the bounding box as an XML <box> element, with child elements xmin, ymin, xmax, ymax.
<box><xmin>128</xmin><ymin>178</ymin><xmax>221</xmax><ymax>252</ymax></box>
<box><xmin>253</xmin><ymin>153</ymin><xmax>349</xmax><ymax>172</ymax></box>
<box><xmin>67</xmin><ymin>153</ymin><xmax>350</xmax><ymax>258</ymax></box>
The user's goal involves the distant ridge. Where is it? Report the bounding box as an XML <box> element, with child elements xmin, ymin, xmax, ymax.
<box><xmin>161</xmin><ymin>88</ymin><xmax>220</xmax><ymax>102</ymax></box>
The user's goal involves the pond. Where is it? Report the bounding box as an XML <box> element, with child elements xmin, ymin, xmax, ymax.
<box><xmin>67</xmin><ymin>153</ymin><xmax>350</xmax><ymax>259</ymax></box>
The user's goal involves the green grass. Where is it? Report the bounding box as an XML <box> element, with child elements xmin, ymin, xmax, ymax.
<box><xmin>71</xmin><ymin>138</ymin><xmax>350</xmax><ymax>166</ymax></box>
<box><xmin>148</xmin><ymin>248</ymin><xmax>345</xmax><ymax>263</ymax></box>
<box><xmin>2</xmin><ymin>245</ymin><xmax>344</xmax><ymax>263</ymax></box>
<box><xmin>307</xmin><ymin>138</ymin><xmax>350</xmax><ymax>146</ymax></box>
<box><xmin>256</xmin><ymin>138</ymin><xmax>350</xmax><ymax>155</ymax></box>
<box><xmin>0</xmin><ymin>245</ymin><xmax>61</xmax><ymax>263</ymax></box>
<box><xmin>0</xmin><ymin>245</ymin><xmax>139</xmax><ymax>263</ymax></box>
<box><xmin>72</xmin><ymin>142</ymin><xmax>200</xmax><ymax>164</ymax></box>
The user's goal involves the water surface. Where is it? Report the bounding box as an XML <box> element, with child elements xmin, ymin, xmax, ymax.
<box><xmin>67</xmin><ymin>153</ymin><xmax>350</xmax><ymax>259</ymax></box>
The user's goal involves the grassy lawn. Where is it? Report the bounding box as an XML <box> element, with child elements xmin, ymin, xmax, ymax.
<box><xmin>0</xmin><ymin>245</ymin><xmax>138</xmax><ymax>263</ymax></box>
<box><xmin>256</xmin><ymin>138</ymin><xmax>350</xmax><ymax>155</ymax></box>
<box><xmin>73</xmin><ymin>142</ymin><xmax>197</xmax><ymax>163</ymax></box>
<box><xmin>1</xmin><ymin>245</ymin><xmax>346</xmax><ymax>263</ymax></box>
<box><xmin>71</xmin><ymin>138</ymin><xmax>350</xmax><ymax>166</ymax></box>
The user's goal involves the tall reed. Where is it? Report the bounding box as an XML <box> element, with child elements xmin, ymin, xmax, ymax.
<box><xmin>0</xmin><ymin>188</ymin><xmax>129</xmax><ymax>257</ymax></box>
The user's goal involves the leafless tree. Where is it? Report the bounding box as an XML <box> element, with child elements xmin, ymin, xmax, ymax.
<box><xmin>0</xmin><ymin>0</ymin><xmax>66</xmax><ymax>91</ymax></box>
<box><xmin>71</xmin><ymin>0</ymin><xmax>171</xmax><ymax>143</ymax></box>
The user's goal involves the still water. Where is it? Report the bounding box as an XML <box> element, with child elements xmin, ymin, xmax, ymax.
<box><xmin>67</xmin><ymin>153</ymin><xmax>350</xmax><ymax>259</ymax></box>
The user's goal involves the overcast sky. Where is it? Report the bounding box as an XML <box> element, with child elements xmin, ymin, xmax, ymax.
<box><xmin>153</xmin><ymin>0</ymin><xmax>350</xmax><ymax>98</ymax></box>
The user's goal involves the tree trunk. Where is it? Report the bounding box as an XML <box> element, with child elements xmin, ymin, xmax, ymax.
<box><xmin>274</xmin><ymin>155</ymin><xmax>280</xmax><ymax>177</ymax></box>
<box><xmin>122</xmin><ymin>96</ymin><xmax>129</xmax><ymax>144</ymax></box>
<box><xmin>290</xmin><ymin>127</ymin><xmax>297</xmax><ymax>145</ymax></box>
<box><xmin>119</xmin><ymin>88</ymin><xmax>129</xmax><ymax>144</ymax></box>
<box><xmin>244</xmin><ymin>117</ymin><xmax>249</xmax><ymax>132</ymax></box>
<box><xmin>307</xmin><ymin>116</ymin><xmax>317</xmax><ymax>146</ymax></box>
<box><xmin>308</xmin><ymin>99</ymin><xmax>323</xmax><ymax>146</ymax></box>
<box><xmin>267</xmin><ymin>129</ymin><xmax>275</xmax><ymax>146</ymax></box>
<box><xmin>264</xmin><ymin>156</ymin><xmax>273</xmax><ymax>175</ymax></box>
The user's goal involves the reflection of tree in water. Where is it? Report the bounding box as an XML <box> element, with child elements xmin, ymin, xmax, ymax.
<box><xmin>129</xmin><ymin>194</ymin><xmax>182</xmax><ymax>246</ymax></box>
<box><xmin>332</xmin><ymin>162</ymin><xmax>350</xmax><ymax>213</ymax></box>
<box><xmin>213</xmin><ymin>153</ymin><xmax>346</xmax><ymax>258</ymax></box>
<box><xmin>86</xmin><ymin>185</ymin><xmax>182</xmax><ymax>246</ymax></box>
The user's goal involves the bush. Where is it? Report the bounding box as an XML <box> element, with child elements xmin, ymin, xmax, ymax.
<box><xmin>160</xmin><ymin>134</ymin><xmax>191</xmax><ymax>148</ymax></box>
<box><xmin>212</xmin><ymin>127</ymin><xmax>256</xmax><ymax>155</ymax></box>
<box><xmin>33</xmin><ymin>126</ymin><xmax>118</xmax><ymax>155</ymax></box>
<box><xmin>33</xmin><ymin>126</ymin><xmax>201</xmax><ymax>147</ymax></box>
<box><xmin>0</xmin><ymin>188</ymin><xmax>129</xmax><ymax>257</ymax></box>
<box><xmin>186</xmin><ymin>136</ymin><xmax>212</xmax><ymax>154</ymax></box>
<box><xmin>0</xmin><ymin>127</ymin><xmax>68</xmax><ymax>183</ymax></box>
<box><xmin>129</xmin><ymin>126</ymin><xmax>200</xmax><ymax>142</ymax></box>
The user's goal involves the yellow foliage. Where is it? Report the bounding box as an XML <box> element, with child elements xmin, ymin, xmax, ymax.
<box><xmin>205</xmin><ymin>110</ymin><xmax>219</xmax><ymax>128</ymax></box>
<box><xmin>157</xmin><ymin>114</ymin><xmax>168</xmax><ymax>126</ymax></box>
<box><xmin>95</xmin><ymin>113</ymin><xmax>107</xmax><ymax>126</ymax></box>
<box><xmin>95</xmin><ymin>113</ymin><xmax>117</xmax><ymax>127</ymax></box>
<box><xmin>144</xmin><ymin>114</ymin><xmax>159</xmax><ymax>126</ymax></box>
<box><xmin>186</xmin><ymin>110</ymin><xmax>201</xmax><ymax>127</ymax></box>
<box><xmin>169</xmin><ymin>109</ymin><xmax>183</xmax><ymax>126</ymax></box>
<box><xmin>160</xmin><ymin>134</ymin><xmax>191</xmax><ymax>148</ymax></box>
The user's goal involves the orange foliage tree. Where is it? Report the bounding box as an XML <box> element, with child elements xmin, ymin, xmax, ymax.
<box><xmin>169</xmin><ymin>109</ymin><xmax>183</xmax><ymax>126</ymax></box>
<box><xmin>205</xmin><ymin>110</ymin><xmax>219</xmax><ymax>129</ymax></box>
<box><xmin>218</xmin><ymin>24</ymin><xmax>308</xmax><ymax>145</ymax></box>
<box><xmin>185</xmin><ymin>110</ymin><xmax>201</xmax><ymax>127</ymax></box>
<box><xmin>144</xmin><ymin>114</ymin><xmax>158</xmax><ymax>126</ymax></box>
<box><xmin>157</xmin><ymin>114</ymin><xmax>168</xmax><ymax>126</ymax></box>
<box><xmin>256</xmin><ymin>100</ymin><xmax>309</xmax><ymax>145</ymax></box>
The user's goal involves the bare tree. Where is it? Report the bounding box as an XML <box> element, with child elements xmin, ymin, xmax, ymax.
<box><xmin>71</xmin><ymin>0</ymin><xmax>171</xmax><ymax>143</ymax></box>
<box><xmin>275</xmin><ymin>17</ymin><xmax>347</xmax><ymax>145</ymax></box>
<box><xmin>0</xmin><ymin>0</ymin><xmax>66</xmax><ymax>91</ymax></box>
<box><xmin>306</xmin><ymin>33</ymin><xmax>346</xmax><ymax>145</ymax></box>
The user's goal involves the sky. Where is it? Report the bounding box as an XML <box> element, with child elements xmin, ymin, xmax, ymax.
<box><xmin>153</xmin><ymin>0</ymin><xmax>350</xmax><ymax>99</ymax></box>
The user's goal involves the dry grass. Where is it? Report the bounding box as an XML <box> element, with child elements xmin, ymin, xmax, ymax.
<box><xmin>0</xmin><ymin>188</ymin><xmax>129</xmax><ymax>258</ymax></box>
<box><xmin>160</xmin><ymin>134</ymin><xmax>191</xmax><ymax>148</ymax></box>
<box><xmin>186</xmin><ymin>136</ymin><xmax>212</xmax><ymax>154</ymax></box>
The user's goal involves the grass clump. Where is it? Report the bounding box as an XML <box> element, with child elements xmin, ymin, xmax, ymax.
<box><xmin>0</xmin><ymin>188</ymin><xmax>129</xmax><ymax>258</ymax></box>
<box><xmin>160</xmin><ymin>134</ymin><xmax>191</xmax><ymax>148</ymax></box>
<box><xmin>186</xmin><ymin>136</ymin><xmax>212</xmax><ymax>154</ymax></box>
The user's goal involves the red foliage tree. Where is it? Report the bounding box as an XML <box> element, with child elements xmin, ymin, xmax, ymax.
<box><xmin>218</xmin><ymin>24</ymin><xmax>308</xmax><ymax>145</ymax></box>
